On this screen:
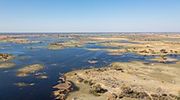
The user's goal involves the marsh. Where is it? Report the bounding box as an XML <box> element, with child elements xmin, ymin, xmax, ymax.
<box><xmin>0</xmin><ymin>33</ymin><xmax>180</xmax><ymax>100</ymax></box>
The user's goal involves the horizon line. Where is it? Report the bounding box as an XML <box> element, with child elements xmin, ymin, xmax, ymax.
<box><xmin>0</xmin><ymin>32</ymin><xmax>180</xmax><ymax>34</ymax></box>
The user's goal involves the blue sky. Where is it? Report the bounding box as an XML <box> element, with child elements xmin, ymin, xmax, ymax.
<box><xmin>0</xmin><ymin>0</ymin><xmax>180</xmax><ymax>32</ymax></box>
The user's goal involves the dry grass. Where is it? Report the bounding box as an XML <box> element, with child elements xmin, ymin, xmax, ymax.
<box><xmin>16</xmin><ymin>64</ymin><xmax>44</xmax><ymax>77</ymax></box>
<box><xmin>63</xmin><ymin>61</ymin><xmax>180</xmax><ymax>100</ymax></box>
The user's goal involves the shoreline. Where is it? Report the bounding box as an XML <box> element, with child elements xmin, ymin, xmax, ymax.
<box><xmin>54</xmin><ymin>61</ymin><xmax>180</xmax><ymax>100</ymax></box>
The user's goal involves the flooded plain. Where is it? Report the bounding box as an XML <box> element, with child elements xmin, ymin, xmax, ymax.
<box><xmin>0</xmin><ymin>33</ymin><xmax>180</xmax><ymax>100</ymax></box>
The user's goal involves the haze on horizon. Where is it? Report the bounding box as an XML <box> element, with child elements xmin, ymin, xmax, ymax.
<box><xmin>0</xmin><ymin>0</ymin><xmax>180</xmax><ymax>32</ymax></box>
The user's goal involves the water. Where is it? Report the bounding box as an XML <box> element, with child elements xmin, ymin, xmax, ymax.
<box><xmin>0</xmin><ymin>36</ymin><xmax>179</xmax><ymax>100</ymax></box>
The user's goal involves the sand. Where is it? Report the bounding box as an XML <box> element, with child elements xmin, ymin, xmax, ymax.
<box><xmin>55</xmin><ymin>61</ymin><xmax>180</xmax><ymax>100</ymax></box>
<box><xmin>0</xmin><ymin>62</ymin><xmax>15</xmax><ymax>69</ymax></box>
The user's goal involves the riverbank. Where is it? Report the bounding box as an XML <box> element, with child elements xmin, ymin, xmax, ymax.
<box><xmin>54</xmin><ymin>61</ymin><xmax>180</xmax><ymax>100</ymax></box>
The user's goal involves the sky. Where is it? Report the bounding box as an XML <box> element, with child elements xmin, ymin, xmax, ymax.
<box><xmin>0</xmin><ymin>0</ymin><xmax>180</xmax><ymax>32</ymax></box>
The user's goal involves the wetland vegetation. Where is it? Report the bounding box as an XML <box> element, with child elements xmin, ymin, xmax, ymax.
<box><xmin>0</xmin><ymin>33</ymin><xmax>180</xmax><ymax>100</ymax></box>
<box><xmin>16</xmin><ymin>64</ymin><xmax>44</xmax><ymax>77</ymax></box>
